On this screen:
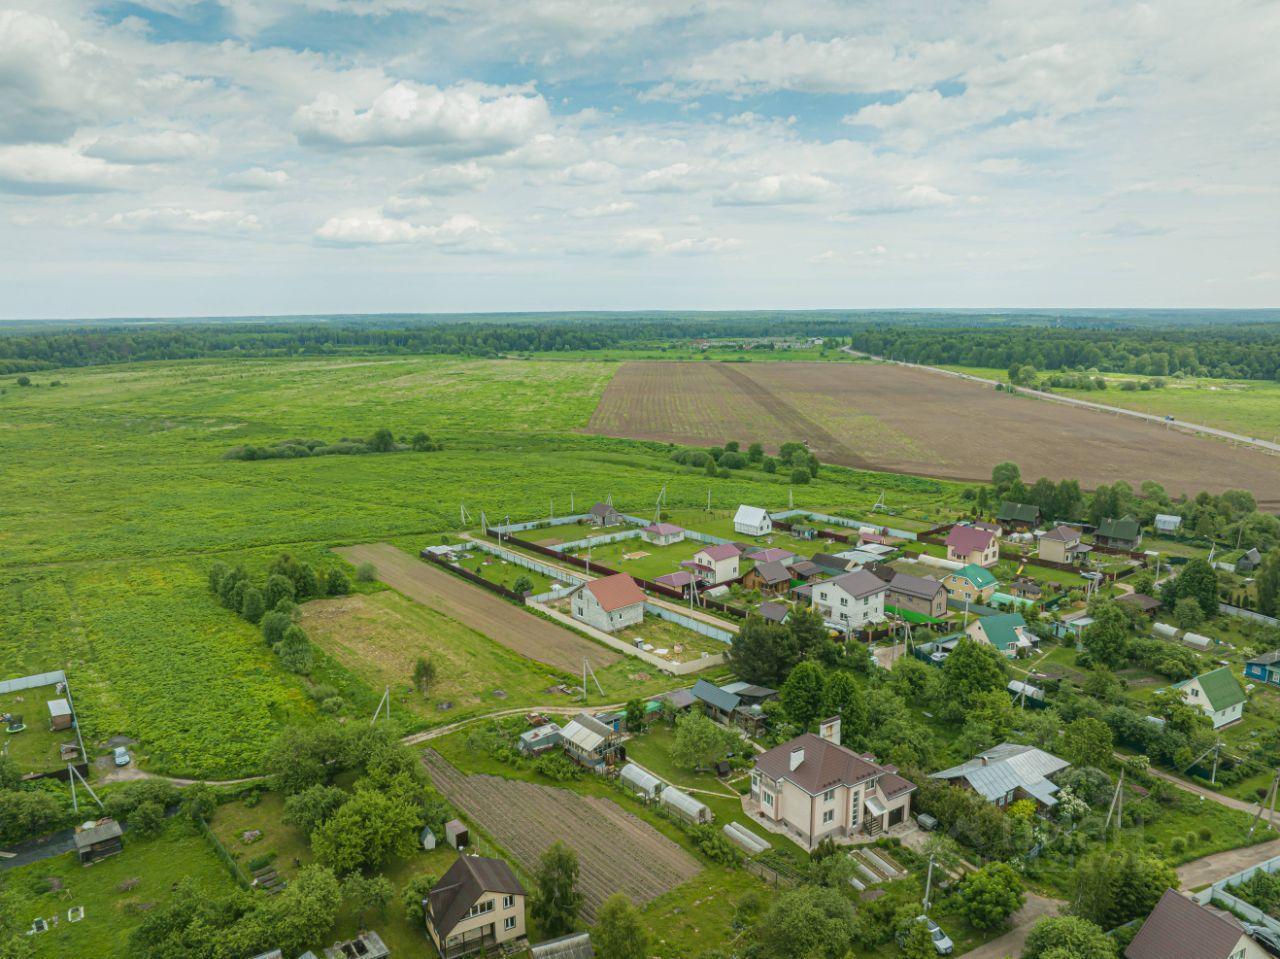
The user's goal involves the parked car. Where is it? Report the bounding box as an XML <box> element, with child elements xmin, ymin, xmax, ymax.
<box><xmin>113</xmin><ymin>746</ymin><xmax>131</xmax><ymax>766</ymax></box>
<box><xmin>1245</xmin><ymin>924</ymin><xmax>1280</xmax><ymax>958</ymax></box>
<box><xmin>898</xmin><ymin>916</ymin><xmax>953</xmax><ymax>956</ymax></box>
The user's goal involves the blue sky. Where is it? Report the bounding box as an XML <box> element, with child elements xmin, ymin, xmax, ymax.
<box><xmin>1</xmin><ymin>0</ymin><xmax>1277</xmax><ymax>318</ymax></box>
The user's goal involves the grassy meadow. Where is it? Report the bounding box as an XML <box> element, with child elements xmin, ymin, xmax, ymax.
<box><xmin>0</xmin><ymin>355</ymin><xmax>966</xmax><ymax>777</ymax></box>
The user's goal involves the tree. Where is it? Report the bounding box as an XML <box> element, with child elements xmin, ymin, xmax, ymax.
<box><xmin>1173</xmin><ymin>595</ymin><xmax>1204</xmax><ymax>630</ymax></box>
<box><xmin>413</xmin><ymin>656</ymin><xmax>437</xmax><ymax>695</ymax></box>
<box><xmin>671</xmin><ymin>713</ymin><xmax>734</xmax><ymax>770</ymax></box>
<box><xmin>593</xmin><ymin>893</ymin><xmax>647</xmax><ymax>959</ymax></box>
<box><xmin>992</xmin><ymin>461</ymin><xmax>1021</xmax><ymax>495</ymax></box>
<box><xmin>326</xmin><ymin>568</ymin><xmax>351</xmax><ymax>596</ymax></box>
<box><xmin>1259</xmin><ymin>552</ymin><xmax>1280</xmax><ymax>617</ymax></box>
<box><xmin>728</xmin><ymin>615</ymin><xmax>799</xmax><ymax>687</ymax></box>
<box><xmin>367</xmin><ymin>428</ymin><xmax>395</xmax><ymax>452</ymax></box>
<box><xmin>240</xmin><ymin>586</ymin><xmax>266</xmax><ymax>624</ymax></box>
<box><xmin>781</xmin><ymin>660</ymin><xmax>826</xmax><ymax>730</ymax></box>
<box><xmin>355</xmin><ymin>561</ymin><xmax>378</xmax><ymax>583</ymax></box>
<box><xmin>1081</xmin><ymin>601</ymin><xmax>1130</xmax><ymax>668</ymax></box>
<box><xmin>1062</xmin><ymin>717</ymin><xmax>1114</xmax><ymax>769</ymax></box>
<box><xmin>939</xmin><ymin>639</ymin><xmax>1008</xmax><ymax>718</ymax></box>
<box><xmin>264</xmin><ymin>573</ymin><xmax>295</xmax><ymax>609</ymax></box>
<box><xmin>763</xmin><ymin>457</ymin><xmax>778</xmax><ymax>474</ymax></box>
<box><xmin>1022</xmin><ymin>916</ymin><xmax>1117</xmax><ymax>959</ymax></box>
<box><xmin>402</xmin><ymin>872</ymin><xmax>438</xmax><ymax>925</ymax></box>
<box><xmin>788</xmin><ymin>605</ymin><xmax>829</xmax><ymax>660</ymax></box>
<box><xmin>311</xmin><ymin>789</ymin><xmax>420</xmax><ymax>875</ymax></box>
<box><xmin>278</xmin><ymin>629</ymin><xmax>314</xmax><ymax>674</ymax></box>
<box><xmin>343</xmin><ymin>874</ymin><xmax>393</xmax><ymax>923</ymax></box>
<box><xmin>790</xmin><ymin>467</ymin><xmax>811</xmax><ymax>485</ymax></box>
<box><xmin>411</xmin><ymin>431</ymin><xmax>437</xmax><ymax>451</ymax></box>
<box><xmin>958</xmin><ymin>862</ymin><xmax>1024</xmax><ymax>930</ymax></box>
<box><xmin>624</xmin><ymin>699</ymin><xmax>646</xmax><ymax>732</ymax></box>
<box><xmin>531</xmin><ymin>841</ymin><xmax>582</xmax><ymax>937</ymax></box>
<box><xmin>182</xmin><ymin>783</ymin><xmax>216</xmax><ymax>823</ymax></box>
<box><xmin>747</xmin><ymin>442</ymin><xmax>764</xmax><ymax>463</ymax></box>
<box><xmin>821</xmin><ymin>672</ymin><xmax>868</xmax><ymax>746</ymax></box>
<box><xmin>898</xmin><ymin>919</ymin><xmax>937</xmax><ymax>959</ymax></box>
<box><xmin>261</xmin><ymin>609</ymin><xmax>291</xmax><ymax>646</ymax></box>
<box><xmin>512</xmin><ymin>574</ymin><xmax>534</xmax><ymax>595</ymax></box>
<box><xmin>750</xmin><ymin>885</ymin><xmax>856</xmax><ymax>959</ymax></box>
<box><xmin>130</xmin><ymin>800</ymin><xmax>164</xmax><ymax>837</ymax></box>
<box><xmin>1167</xmin><ymin>558</ymin><xmax>1220</xmax><ymax>618</ymax></box>
<box><xmin>208</xmin><ymin>561</ymin><xmax>232</xmax><ymax>594</ymax></box>
<box><xmin>1071</xmin><ymin>850</ymin><xmax>1177</xmax><ymax>929</ymax></box>
<box><xmin>283</xmin><ymin>784</ymin><xmax>349</xmax><ymax>834</ymax></box>
<box><xmin>296</xmin><ymin>563</ymin><xmax>321</xmax><ymax>599</ymax></box>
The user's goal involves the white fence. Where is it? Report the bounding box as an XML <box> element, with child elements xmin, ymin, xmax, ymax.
<box><xmin>643</xmin><ymin>603</ymin><xmax>734</xmax><ymax>644</ymax></box>
<box><xmin>1192</xmin><ymin>852</ymin><xmax>1280</xmax><ymax>935</ymax></box>
<box><xmin>550</xmin><ymin>529</ymin><xmax>643</xmax><ymax>552</ymax></box>
<box><xmin>769</xmin><ymin>508</ymin><xmax>919</xmax><ymax>542</ymax></box>
<box><xmin>527</xmin><ymin>585</ymin><xmax>578</xmax><ymax>604</ymax></box>
<box><xmin>0</xmin><ymin>670</ymin><xmax>67</xmax><ymax>695</ymax></box>
<box><xmin>1221</xmin><ymin>604</ymin><xmax>1279</xmax><ymax>627</ymax></box>
<box><xmin>490</xmin><ymin>513</ymin><xmax>595</xmax><ymax>534</ymax></box>
<box><xmin>471</xmin><ymin>540</ymin><xmax>585</xmax><ymax>586</ymax></box>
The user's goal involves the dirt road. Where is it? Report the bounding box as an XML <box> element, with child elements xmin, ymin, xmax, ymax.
<box><xmin>334</xmin><ymin>543</ymin><xmax>620</xmax><ymax>674</ymax></box>
<box><xmin>1177</xmin><ymin>838</ymin><xmax>1280</xmax><ymax>888</ymax></box>
<box><xmin>959</xmin><ymin>892</ymin><xmax>1062</xmax><ymax>958</ymax></box>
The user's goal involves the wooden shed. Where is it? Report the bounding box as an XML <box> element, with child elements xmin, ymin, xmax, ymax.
<box><xmin>47</xmin><ymin>698</ymin><xmax>73</xmax><ymax>731</ymax></box>
<box><xmin>445</xmin><ymin>818</ymin><xmax>469</xmax><ymax>849</ymax></box>
<box><xmin>73</xmin><ymin>818</ymin><xmax>123</xmax><ymax>864</ymax></box>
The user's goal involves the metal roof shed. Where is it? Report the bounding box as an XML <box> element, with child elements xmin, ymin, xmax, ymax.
<box><xmin>619</xmin><ymin>763</ymin><xmax>663</xmax><ymax>799</ymax></box>
<box><xmin>531</xmin><ymin>933</ymin><xmax>595</xmax><ymax>959</ymax></box>
<box><xmin>659</xmin><ymin>787</ymin><xmax>711</xmax><ymax>824</ymax></box>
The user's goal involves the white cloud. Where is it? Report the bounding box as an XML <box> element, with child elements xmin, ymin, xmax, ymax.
<box><xmin>402</xmin><ymin>160</ymin><xmax>493</xmax><ymax>194</ymax></box>
<box><xmin>626</xmin><ymin>162</ymin><xmax>701</xmax><ymax>194</ymax></box>
<box><xmin>219</xmin><ymin>167</ymin><xmax>291</xmax><ymax>191</ymax></box>
<box><xmin>105</xmin><ymin>207</ymin><xmax>261</xmax><ymax>234</ymax></box>
<box><xmin>84</xmin><ymin>130</ymin><xmax>210</xmax><ymax>164</ymax></box>
<box><xmin>315</xmin><ymin>210</ymin><xmax>510</xmax><ymax>252</ymax></box>
<box><xmin>589</xmin><ymin>228</ymin><xmax>740</xmax><ymax>257</ymax></box>
<box><xmin>570</xmin><ymin>200</ymin><xmax>637</xmax><ymax>218</ymax></box>
<box><xmin>0</xmin><ymin>144</ymin><xmax>126</xmax><ymax>194</ymax></box>
<box><xmin>842</xmin><ymin>183</ymin><xmax>961</xmax><ymax>216</ymax></box>
<box><xmin>559</xmin><ymin>160</ymin><xmax>619</xmax><ymax>184</ymax></box>
<box><xmin>716</xmin><ymin>173</ymin><xmax>837</xmax><ymax>206</ymax></box>
<box><xmin>292</xmin><ymin>82</ymin><xmax>550</xmax><ymax>155</ymax></box>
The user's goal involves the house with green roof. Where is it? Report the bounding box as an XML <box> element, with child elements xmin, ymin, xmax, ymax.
<box><xmin>1095</xmin><ymin>515</ymin><xmax>1142</xmax><ymax>550</ymax></box>
<box><xmin>967</xmin><ymin>612</ymin><xmax>1038</xmax><ymax>658</ymax></box>
<box><xmin>942</xmin><ymin>563</ymin><xmax>998</xmax><ymax>604</ymax></box>
<box><xmin>1174</xmin><ymin>667</ymin><xmax>1246</xmax><ymax>728</ymax></box>
<box><xmin>996</xmin><ymin>502</ymin><xmax>1041</xmax><ymax>531</ymax></box>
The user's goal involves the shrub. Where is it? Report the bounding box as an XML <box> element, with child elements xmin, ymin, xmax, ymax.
<box><xmin>261</xmin><ymin>610</ymin><xmax>291</xmax><ymax>646</ymax></box>
<box><xmin>325</xmin><ymin>568</ymin><xmax>351</xmax><ymax>596</ymax></box>
<box><xmin>355</xmin><ymin>562</ymin><xmax>377</xmax><ymax>583</ymax></box>
<box><xmin>129</xmin><ymin>801</ymin><xmax>164</xmax><ymax>837</ymax></box>
<box><xmin>790</xmin><ymin>467</ymin><xmax>810</xmax><ymax>484</ymax></box>
<box><xmin>240</xmin><ymin>586</ymin><xmax>266</xmax><ymax>624</ymax></box>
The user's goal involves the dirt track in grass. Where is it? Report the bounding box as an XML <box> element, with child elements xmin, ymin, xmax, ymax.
<box><xmin>585</xmin><ymin>361</ymin><xmax>1280</xmax><ymax>504</ymax></box>
<box><xmin>333</xmin><ymin>544</ymin><xmax>620</xmax><ymax>674</ymax></box>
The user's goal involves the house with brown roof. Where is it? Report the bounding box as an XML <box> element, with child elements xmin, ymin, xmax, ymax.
<box><xmin>743</xmin><ymin>560</ymin><xmax>793</xmax><ymax>597</ymax></box>
<box><xmin>426</xmin><ymin>855</ymin><xmax>527</xmax><ymax>959</ymax></box>
<box><xmin>810</xmin><ymin>569</ymin><xmax>888</xmax><ymax>630</ymax></box>
<box><xmin>1126</xmin><ymin>888</ymin><xmax>1267</xmax><ymax>959</ymax></box>
<box><xmin>880</xmin><ymin>570</ymin><xmax>947</xmax><ymax>619</ymax></box>
<box><xmin>1038</xmin><ymin>525</ymin><xmax>1091</xmax><ymax>565</ymax></box>
<box><xmin>685</xmin><ymin>543</ymin><xmax>742</xmax><ymax>585</ymax></box>
<box><xmin>945</xmin><ymin>525</ymin><xmax>1000</xmax><ymax>567</ymax></box>
<box><xmin>569</xmin><ymin>574</ymin><xmax>645</xmax><ymax>633</ymax></box>
<box><xmin>749</xmin><ymin>717</ymin><xmax>915</xmax><ymax>848</ymax></box>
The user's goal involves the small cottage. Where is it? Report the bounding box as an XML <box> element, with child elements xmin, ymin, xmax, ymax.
<box><xmin>426</xmin><ymin>855</ymin><xmax>526</xmax><ymax>959</ymax></box>
<box><xmin>743</xmin><ymin>560</ymin><xmax>792</xmax><ymax>597</ymax></box>
<box><xmin>967</xmin><ymin>613</ymin><xmax>1037</xmax><ymax>658</ymax></box>
<box><xmin>1095</xmin><ymin>515</ymin><xmax>1142</xmax><ymax>549</ymax></box>
<box><xmin>685</xmin><ymin>544</ymin><xmax>741</xmax><ymax>585</ymax></box>
<box><xmin>588</xmin><ymin>502</ymin><xmax>623</xmax><ymax>528</ymax></box>
<box><xmin>996</xmin><ymin>502</ymin><xmax>1041</xmax><ymax>532</ymax></box>
<box><xmin>1174</xmin><ymin>667</ymin><xmax>1245</xmax><ymax>729</ymax></box>
<box><xmin>641</xmin><ymin>523</ymin><xmax>684</xmax><ymax>546</ymax></box>
<box><xmin>734</xmin><ymin>505</ymin><xmax>772</xmax><ymax>537</ymax></box>
<box><xmin>73</xmin><ymin>818</ymin><xmax>123</xmax><ymax>864</ymax></box>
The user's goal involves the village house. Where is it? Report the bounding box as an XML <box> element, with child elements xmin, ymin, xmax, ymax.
<box><xmin>734</xmin><ymin>505</ymin><xmax>773</xmax><ymax>536</ymax></box>
<box><xmin>640</xmin><ymin>522</ymin><xmax>684</xmax><ymax>546</ymax></box>
<box><xmin>587</xmin><ymin>502</ymin><xmax>624</xmax><ymax>528</ymax></box>
<box><xmin>788</xmin><ymin>559</ymin><xmax>826</xmax><ymax>581</ymax></box>
<box><xmin>867</xmin><ymin>566</ymin><xmax>947</xmax><ymax>618</ymax></box>
<box><xmin>1095</xmin><ymin>515</ymin><xmax>1142</xmax><ymax>550</ymax></box>
<box><xmin>569</xmin><ymin>573</ymin><xmax>645</xmax><ymax>633</ymax></box>
<box><xmin>1118</xmin><ymin>593</ymin><xmax>1162</xmax><ymax>617</ymax></box>
<box><xmin>560</xmin><ymin>713</ymin><xmax>622</xmax><ymax>771</ymax></box>
<box><xmin>691</xmin><ymin>678</ymin><xmax>741</xmax><ymax>724</ymax></box>
<box><xmin>685</xmin><ymin>543</ymin><xmax>741</xmax><ymax>585</ymax></box>
<box><xmin>1174</xmin><ymin>667</ymin><xmax>1246</xmax><ymax>729</ymax></box>
<box><xmin>931</xmin><ymin>742</ymin><xmax>1070</xmax><ymax>812</ymax></box>
<box><xmin>653</xmin><ymin>570</ymin><xmax>695</xmax><ymax>596</ymax></box>
<box><xmin>1237</xmin><ymin>547</ymin><xmax>1263</xmax><ymax>574</ymax></box>
<box><xmin>425</xmin><ymin>855</ymin><xmax>527</xmax><ymax>959</ymax></box>
<box><xmin>810</xmin><ymin>552</ymin><xmax>855</xmax><ymax>574</ymax></box>
<box><xmin>996</xmin><ymin>502</ymin><xmax>1041</xmax><ymax>532</ymax></box>
<box><xmin>1038</xmin><ymin>525</ymin><xmax>1091</xmax><ymax>565</ymax></box>
<box><xmin>747</xmin><ymin>546</ymin><xmax>796</xmax><ymax>566</ymax></box>
<box><xmin>1245</xmin><ymin>651</ymin><xmax>1280</xmax><ymax>688</ymax></box>
<box><xmin>758</xmin><ymin>600</ymin><xmax>791</xmax><ymax>624</ymax></box>
<box><xmin>1154</xmin><ymin>513</ymin><xmax>1183</xmax><ymax>535</ymax></box>
<box><xmin>1008</xmin><ymin>578</ymin><xmax>1043</xmax><ymax>602</ymax></box>
<box><xmin>942</xmin><ymin>564</ymin><xmax>998</xmax><ymax>604</ymax></box>
<box><xmin>749</xmin><ymin>717</ymin><xmax>915</xmax><ymax>848</ymax></box>
<box><xmin>945</xmin><ymin>525</ymin><xmax>1000</xmax><ymax>567</ymax></box>
<box><xmin>810</xmin><ymin>569</ymin><xmax>887</xmax><ymax>630</ymax></box>
<box><xmin>743</xmin><ymin>560</ymin><xmax>792</xmax><ymax>597</ymax></box>
<box><xmin>967</xmin><ymin>613</ymin><xmax>1038</xmax><ymax>658</ymax></box>
<box><xmin>1126</xmin><ymin>888</ymin><xmax>1268</xmax><ymax>959</ymax></box>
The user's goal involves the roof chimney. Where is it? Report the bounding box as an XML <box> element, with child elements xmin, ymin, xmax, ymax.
<box><xmin>789</xmin><ymin>747</ymin><xmax>805</xmax><ymax>771</ymax></box>
<box><xmin>819</xmin><ymin>716</ymin><xmax>841</xmax><ymax>745</ymax></box>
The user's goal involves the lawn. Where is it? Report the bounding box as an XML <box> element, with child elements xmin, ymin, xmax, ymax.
<box><xmin>612</xmin><ymin>615</ymin><xmax>730</xmax><ymax>665</ymax></box>
<box><xmin>451</xmin><ymin>551</ymin><xmax>557</xmax><ymax>594</ymax></box>
<box><xmin>4</xmin><ymin>820</ymin><xmax>240</xmax><ymax>958</ymax></box>
<box><xmin>561</xmin><ymin>536</ymin><xmax>712</xmax><ymax>582</ymax></box>
<box><xmin>0</xmin><ymin>684</ymin><xmax>74</xmax><ymax>775</ymax></box>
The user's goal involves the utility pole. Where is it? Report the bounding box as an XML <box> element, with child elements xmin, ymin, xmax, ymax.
<box><xmin>1104</xmin><ymin>769</ymin><xmax>1125</xmax><ymax>832</ymax></box>
<box><xmin>922</xmin><ymin>855</ymin><xmax>936</xmax><ymax>914</ymax></box>
<box><xmin>68</xmin><ymin>764</ymin><xmax>104</xmax><ymax>815</ymax></box>
<box><xmin>1250</xmin><ymin>769</ymin><xmax>1280</xmax><ymax>835</ymax></box>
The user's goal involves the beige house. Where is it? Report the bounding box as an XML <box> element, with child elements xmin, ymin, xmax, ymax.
<box><xmin>1038</xmin><ymin>525</ymin><xmax>1090</xmax><ymax>565</ymax></box>
<box><xmin>686</xmin><ymin>543</ymin><xmax>741</xmax><ymax>585</ymax></box>
<box><xmin>569</xmin><ymin>573</ymin><xmax>645</xmax><ymax>633</ymax></box>
<box><xmin>426</xmin><ymin>855</ymin><xmax>527</xmax><ymax>959</ymax></box>
<box><xmin>749</xmin><ymin>717</ymin><xmax>915</xmax><ymax>849</ymax></box>
<box><xmin>945</xmin><ymin>525</ymin><xmax>1000</xmax><ymax>567</ymax></box>
<box><xmin>941</xmin><ymin>564</ymin><xmax>997</xmax><ymax>604</ymax></box>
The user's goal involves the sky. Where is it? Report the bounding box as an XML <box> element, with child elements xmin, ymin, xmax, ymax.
<box><xmin>1</xmin><ymin>1</ymin><xmax>1278</xmax><ymax>319</ymax></box>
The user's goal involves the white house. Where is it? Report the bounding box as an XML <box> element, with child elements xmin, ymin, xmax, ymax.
<box><xmin>685</xmin><ymin>543</ymin><xmax>741</xmax><ymax>585</ymax></box>
<box><xmin>1174</xmin><ymin>667</ymin><xmax>1246</xmax><ymax>729</ymax></box>
<box><xmin>810</xmin><ymin>569</ymin><xmax>887</xmax><ymax>630</ymax></box>
<box><xmin>641</xmin><ymin>523</ymin><xmax>684</xmax><ymax>546</ymax></box>
<box><xmin>734</xmin><ymin>505</ymin><xmax>772</xmax><ymax>537</ymax></box>
<box><xmin>569</xmin><ymin>573</ymin><xmax>645</xmax><ymax>633</ymax></box>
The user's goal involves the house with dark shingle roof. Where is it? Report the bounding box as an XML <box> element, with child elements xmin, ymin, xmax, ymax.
<box><xmin>810</xmin><ymin>552</ymin><xmax>854</xmax><ymax>574</ymax></box>
<box><xmin>881</xmin><ymin>570</ymin><xmax>947</xmax><ymax>619</ymax></box>
<box><xmin>588</xmin><ymin>502</ymin><xmax>623</xmax><ymax>528</ymax></box>
<box><xmin>1095</xmin><ymin>515</ymin><xmax>1142</xmax><ymax>549</ymax></box>
<box><xmin>743</xmin><ymin>559</ymin><xmax>792</xmax><ymax>597</ymax></box>
<box><xmin>426</xmin><ymin>855</ymin><xmax>527</xmax><ymax>959</ymax></box>
<box><xmin>1174</xmin><ymin>667</ymin><xmax>1246</xmax><ymax>728</ymax></box>
<box><xmin>1038</xmin><ymin>524</ymin><xmax>1091</xmax><ymax>565</ymax></box>
<box><xmin>810</xmin><ymin>569</ymin><xmax>888</xmax><ymax>630</ymax></box>
<box><xmin>945</xmin><ymin>525</ymin><xmax>1000</xmax><ymax>567</ymax></box>
<box><xmin>749</xmin><ymin>717</ymin><xmax>915</xmax><ymax>849</ymax></box>
<box><xmin>996</xmin><ymin>502</ymin><xmax>1041</xmax><ymax>531</ymax></box>
<box><xmin>758</xmin><ymin>600</ymin><xmax>791</xmax><ymax>624</ymax></box>
<box><xmin>1125</xmin><ymin>888</ymin><xmax>1266</xmax><ymax>959</ymax></box>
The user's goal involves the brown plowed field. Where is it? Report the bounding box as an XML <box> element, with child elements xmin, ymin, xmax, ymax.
<box><xmin>333</xmin><ymin>544</ymin><xmax>620</xmax><ymax>673</ymax></box>
<box><xmin>585</xmin><ymin>361</ymin><xmax>1280</xmax><ymax>504</ymax></box>
<box><xmin>422</xmin><ymin>749</ymin><xmax>701</xmax><ymax>919</ymax></box>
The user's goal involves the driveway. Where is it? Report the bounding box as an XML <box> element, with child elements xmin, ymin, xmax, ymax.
<box><xmin>1178</xmin><ymin>838</ymin><xmax>1280</xmax><ymax>889</ymax></box>
<box><xmin>959</xmin><ymin>893</ymin><xmax>1062</xmax><ymax>958</ymax></box>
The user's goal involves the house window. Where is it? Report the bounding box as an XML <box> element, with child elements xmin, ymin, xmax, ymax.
<box><xmin>819</xmin><ymin>591</ymin><xmax>828</xmax><ymax>601</ymax></box>
<box><xmin>505</xmin><ymin>917</ymin><xmax>517</xmax><ymax>931</ymax></box>
<box><xmin>823</xmin><ymin>789</ymin><xmax>835</xmax><ymax>802</ymax></box>
<box><xmin>469</xmin><ymin>899</ymin><xmax>495</xmax><ymax>917</ymax></box>
<box><xmin>503</xmin><ymin>895</ymin><xmax>515</xmax><ymax>909</ymax></box>
<box><xmin>822</xmin><ymin>809</ymin><xmax>835</xmax><ymax>824</ymax></box>
<box><xmin>762</xmin><ymin>792</ymin><xmax>773</xmax><ymax>807</ymax></box>
<box><xmin>840</xmin><ymin>597</ymin><xmax>848</xmax><ymax>607</ymax></box>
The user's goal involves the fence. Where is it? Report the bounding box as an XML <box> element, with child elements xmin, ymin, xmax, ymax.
<box><xmin>471</xmin><ymin>540</ymin><xmax>585</xmax><ymax>586</ymax></box>
<box><xmin>644</xmin><ymin>603</ymin><xmax>734</xmax><ymax>644</ymax></box>
<box><xmin>1221</xmin><ymin>604</ymin><xmax>1279</xmax><ymax>627</ymax></box>
<box><xmin>488</xmin><ymin>513</ymin><xmax>595</xmax><ymax>534</ymax></box>
<box><xmin>1192</xmin><ymin>852</ymin><xmax>1280</xmax><ymax>936</ymax></box>
<box><xmin>745</xmin><ymin>858</ymin><xmax>799</xmax><ymax>887</ymax></box>
<box><xmin>0</xmin><ymin>670</ymin><xmax>67</xmax><ymax>695</ymax></box>
<box><xmin>421</xmin><ymin>551</ymin><xmax>526</xmax><ymax>602</ymax></box>
<box><xmin>549</xmin><ymin>528</ymin><xmax>643</xmax><ymax>552</ymax></box>
<box><xmin>768</xmin><ymin>509</ymin><xmax>920</xmax><ymax>542</ymax></box>
<box><xmin>197</xmin><ymin>818</ymin><xmax>252</xmax><ymax>890</ymax></box>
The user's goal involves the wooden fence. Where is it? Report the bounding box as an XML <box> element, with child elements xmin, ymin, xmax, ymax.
<box><xmin>421</xmin><ymin>550</ymin><xmax>527</xmax><ymax>602</ymax></box>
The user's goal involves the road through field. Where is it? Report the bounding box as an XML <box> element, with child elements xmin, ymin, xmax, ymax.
<box><xmin>334</xmin><ymin>543</ymin><xmax>620</xmax><ymax>674</ymax></box>
<box><xmin>585</xmin><ymin>360</ymin><xmax>1280</xmax><ymax>504</ymax></box>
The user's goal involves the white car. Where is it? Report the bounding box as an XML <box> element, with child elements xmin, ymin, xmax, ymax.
<box><xmin>900</xmin><ymin>916</ymin><xmax>953</xmax><ymax>956</ymax></box>
<box><xmin>113</xmin><ymin>746</ymin><xmax>131</xmax><ymax>767</ymax></box>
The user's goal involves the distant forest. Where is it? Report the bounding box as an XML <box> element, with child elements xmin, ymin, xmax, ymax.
<box><xmin>1</xmin><ymin>310</ymin><xmax>1279</xmax><ymax>377</ymax></box>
